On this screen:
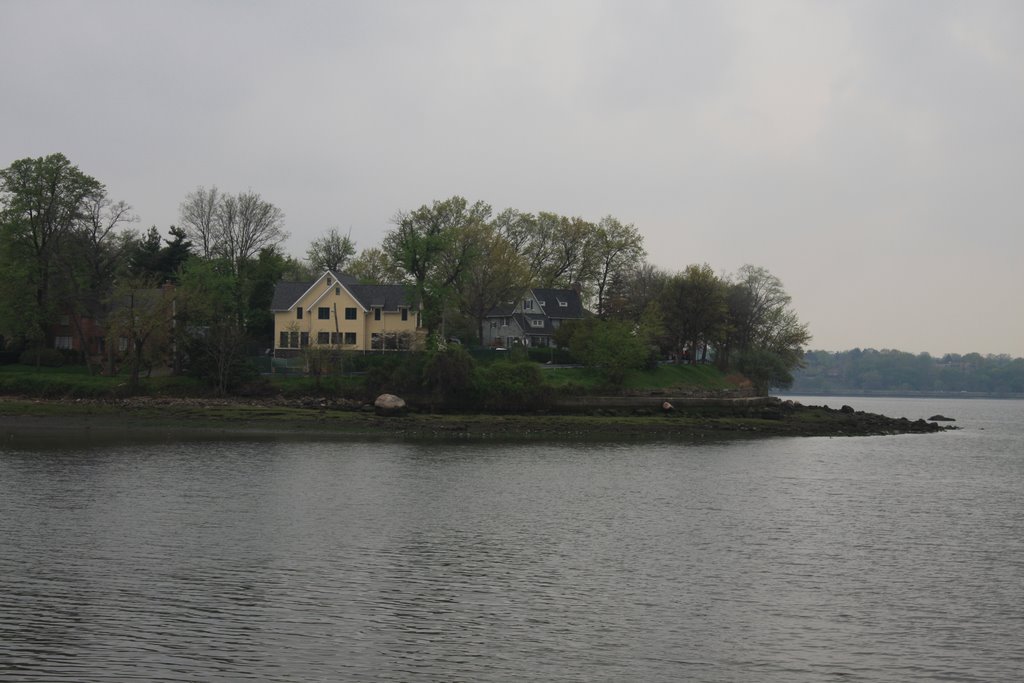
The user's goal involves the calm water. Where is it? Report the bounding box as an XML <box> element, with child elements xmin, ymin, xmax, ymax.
<box><xmin>1</xmin><ymin>397</ymin><xmax>1022</xmax><ymax>681</ymax></box>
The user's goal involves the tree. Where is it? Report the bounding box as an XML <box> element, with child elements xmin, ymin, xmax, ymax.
<box><xmin>178</xmin><ymin>186</ymin><xmax>220</xmax><ymax>258</ymax></box>
<box><xmin>589</xmin><ymin>216</ymin><xmax>644</xmax><ymax>318</ymax></box>
<box><xmin>456</xmin><ymin>222</ymin><xmax>529</xmax><ymax>344</ymax></box>
<box><xmin>347</xmin><ymin>247</ymin><xmax>402</xmax><ymax>283</ymax></box>
<box><xmin>104</xmin><ymin>278</ymin><xmax>174</xmax><ymax>391</ymax></box>
<box><xmin>0</xmin><ymin>154</ymin><xmax>106</xmax><ymax>344</ymax></box>
<box><xmin>306</xmin><ymin>227</ymin><xmax>356</xmax><ymax>273</ymax></box>
<box><xmin>564</xmin><ymin>317</ymin><xmax>648</xmax><ymax>387</ymax></box>
<box><xmin>216</xmin><ymin>191</ymin><xmax>288</xmax><ymax>275</ymax></box>
<box><xmin>128</xmin><ymin>225</ymin><xmax>192</xmax><ymax>282</ymax></box>
<box><xmin>535</xmin><ymin>214</ymin><xmax>597</xmax><ymax>290</ymax></box>
<box><xmin>178</xmin><ymin>187</ymin><xmax>288</xmax><ymax>273</ymax></box>
<box><xmin>177</xmin><ymin>259</ymin><xmax>250</xmax><ymax>396</ymax></box>
<box><xmin>720</xmin><ymin>264</ymin><xmax>811</xmax><ymax>378</ymax></box>
<box><xmin>661</xmin><ymin>264</ymin><xmax>728</xmax><ymax>364</ymax></box>
<box><xmin>382</xmin><ymin>196</ymin><xmax>491</xmax><ymax>341</ymax></box>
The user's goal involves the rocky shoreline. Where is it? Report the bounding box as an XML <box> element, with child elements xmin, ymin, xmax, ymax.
<box><xmin>0</xmin><ymin>395</ymin><xmax>956</xmax><ymax>441</ymax></box>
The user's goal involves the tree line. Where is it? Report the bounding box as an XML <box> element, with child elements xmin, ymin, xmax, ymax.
<box><xmin>0</xmin><ymin>153</ymin><xmax>811</xmax><ymax>393</ymax></box>
<box><xmin>791</xmin><ymin>349</ymin><xmax>1024</xmax><ymax>395</ymax></box>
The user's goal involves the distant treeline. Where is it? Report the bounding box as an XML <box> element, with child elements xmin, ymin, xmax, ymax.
<box><xmin>790</xmin><ymin>349</ymin><xmax>1024</xmax><ymax>395</ymax></box>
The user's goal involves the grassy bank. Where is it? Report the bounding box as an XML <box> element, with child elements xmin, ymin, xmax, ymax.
<box><xmin>0</xmin><ymin>362</ymin><xmax>738</xmax><ymax>401</ymax></box>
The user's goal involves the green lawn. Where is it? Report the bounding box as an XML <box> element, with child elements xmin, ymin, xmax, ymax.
<box><xmin>541</xmin><ymin>362</ymin><xmax>735</xmax><ymax>393</ymax></box>
<box><xmin>0</xmin><ymin>359</ymin><xmax>738</xmax><ymax>399</ymax></box>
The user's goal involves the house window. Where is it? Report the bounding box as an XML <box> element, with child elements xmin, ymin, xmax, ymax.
<box><xmin>331</xmin><ymin>332</ymin><xmax>341</xmax><ymax>345</ymax></box>
<box><xmin>296</xmin><ymin>307</ymin><xmax>303</xmax><ymax>320</ymax></box>
<box><xmin>530</xmin><ymin>319</ymin><xmax>545</xmax><ymax>328</ymax></box>
<box><xmin>345</xmin><ymin>307</ymin><xmax>357</xmax><ymax>320</ymax></box>
<box><xmin>318</xmin><ymin>307</ymin><xmax>330</xmax><ymax>320</ymax></box>
<box><xmin>280</xmin><ymin>331</ymin><xmax>288</xmax><ymax>348</ymax></box>
<box><xmin>326</xmin><ymin>277</ymin><xmax>332</xmax><ymax>286</ymax></box>
<box><xmin>558</xmin><ymin>299</ymin><xmax>568</xmax><ymax>307</ymax></box>
<box><xmin>490</xmin><ymin>321</ymin><xmax>497</xmax><ymax>329</ymax></box>
<box><xmin>401</xmin><ymin>308</ymin><xmax>408</xmax><ymax>322</ymax></box>
<box><xmin>119</xmin><ymin>337</ymin><xmax>129</xmax><ymax>352</ymax></box>
<box><xmin>374</xmin><ymin>308</ymin><xmax>381</xmax><ymax>321</ymax></box>
<box><xmin>300</xmin><ymin>332</ymin><xmax>309</xmax><ymax>348</ymax></box>
<box><xmin>317</xmin><ymin>332</ymin><xmax>330</xmax><ymax>344</ymax></box>
<box><xmin>54</xmin><ymin>336</ymin><xmax>73</xmax><ymax>349</ymax></box>
<box><xmin>502</xmin><ymin>317</ymin><xmax>510</xmax><ymax>327</ymax></box>
<box><xmin>344</xmin><ymin>332</ymin><xmax>357</xmax><ymax>345</ymax></box>
<box><xmin>524</xmin><ymin>299</ymin><xmax>533</xmax><ymax>310</ymax></box>
<box><xmin>335</xmin><ymin>286</ymin><xmax>341</xmax><ymax>295</ymax></box>
<box><xmin>289</xmin><ymin>331</ymin><xmax>299</xmax><ymax>348</ymax></box>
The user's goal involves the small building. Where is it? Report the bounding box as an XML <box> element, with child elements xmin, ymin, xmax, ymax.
<box><xmin>482</xmin><ymin>286</ymin><xmax>586</xmax><ymax>348</ymax></box>
<box><xmin>270</xmin><ymin>271</ymin><xmax>422</xmax><ymax>355</ymax></box>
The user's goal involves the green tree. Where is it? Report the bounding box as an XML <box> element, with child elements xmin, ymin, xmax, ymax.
<box><xmin>590</xmin><ymin>216</ymin><xmax>645</xmax><ymax>318</ymax></box>
<box><xmin>104</xmin><ymin>278</ymin><xmax>174</xmax><ymax>391</ymax></box>
<box><xmin>720</xmin><ymin>265</ymin><xmax>810</xmax><ymax>376</ymax></box>
<box><xmin>0</xmin><ymin>153</ymin><xmax>106</xmax><ymax>344</ymax></box>
<box><xmin>347</xmin><ymin>247</ymin><xmax>402</xmax><ymax>284</ymax></box>
<box><xmin>565</xmin><ymin>317</ymin><xmax>648</xmax><ymax>388</ymax></box>
<box><xmin>661</xmin><ymin>264</ymin><xmax>728</xmax><ymax>364</ymax></box>
<box><xmin>178</xmin><ymin>259</ymin><xmax>250</xmax><ymax>395</ymax></box>
<box><xmin>456</xmin><ymin>222</ymin><xmax>529</xmax><ymax>344</ymax></box>
<box><xmin>382</xmin><ymin>196</ymin><xmax>491</xmax><ymax>342</ymax></box>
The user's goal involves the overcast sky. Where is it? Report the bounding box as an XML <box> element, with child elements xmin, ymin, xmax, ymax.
<box><xmin>2</xmin><ymin>0</ymin><xmax>1022</xmax><ymax>356</ymax></box>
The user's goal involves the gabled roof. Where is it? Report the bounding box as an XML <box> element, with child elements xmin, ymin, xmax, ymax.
<box><xmin>271</xmin><ymin>272</ymin><xmax>411</xmax><ymax>312</ymax></box>
<box><xmin>485</xmin><ymin>287</ymin><xmax>585</xmax><ymax>319</ymax></box>
<box><xmin>533</xmin><ymin>287</ymin><xmax>584</xmax><ymax>318</ymax></box>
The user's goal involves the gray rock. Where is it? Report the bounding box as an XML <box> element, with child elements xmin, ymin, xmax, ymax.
<box><xmin>374</xmin><ymin>393</ymin><xmax>407</xmax><ymax>416</ymax></box>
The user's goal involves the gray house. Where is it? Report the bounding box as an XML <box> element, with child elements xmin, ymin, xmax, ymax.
<box><xmin>482</xmin><ymin>287</ymin><xmax>586</xmax><ymax>348</ymax></box>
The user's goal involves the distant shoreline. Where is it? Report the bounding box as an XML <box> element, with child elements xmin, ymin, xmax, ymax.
<box><xmin>780</xmin><ymin>390</ymin><xmax>1024</xmax><ymax>400</ymax></box>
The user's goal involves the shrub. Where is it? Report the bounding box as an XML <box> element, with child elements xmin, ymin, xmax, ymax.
<box><xmin>477</xmin><ymin>361</ymin><xmax>552</xmax><ymax>412</ymax></box>
<box><xmin>423</xmin><ymin>346</ymin><xmax>478</xmax><ymax>409</ymax></box>
<box><xmin>18</xmin><ymin>348</ymin><xmax>66</xmax><ymax>368</ymax></box>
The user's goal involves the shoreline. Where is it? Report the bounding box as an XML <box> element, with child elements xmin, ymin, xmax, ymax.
<box><xmin>0</xmin><ymin>396</ymin><xmax>956</xmax><ymax>444</ymax></box>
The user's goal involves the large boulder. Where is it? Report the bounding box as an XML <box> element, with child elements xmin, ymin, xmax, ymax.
<box><xmin>374</xmin><ymin>393</ymin><xmax>407</xmax><ymax>416</ymax></box>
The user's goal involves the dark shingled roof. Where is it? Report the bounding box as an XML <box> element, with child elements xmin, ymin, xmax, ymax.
<box><xmin>346</xmin><ymin>284</ymin><xmax>412</xmax><ymax>312</ymax></box>
<box><xmin>271</xmin><ymin>276</ymin><xmax>412</xmax><ymax>312</ymax></box>
<box><xmin>485</xmin><ymin>287</ymin><xmax>585</xmax><ymax>320</ymax></box>
<box><xmin>270</xmin><ymin>281</ymin><xmax>312</xmax><ymax>311</ymax></box>
<box><xmin>534</xmin><ymin>287</ymin><xmax>584</xmax><ymax>318</ymax></box>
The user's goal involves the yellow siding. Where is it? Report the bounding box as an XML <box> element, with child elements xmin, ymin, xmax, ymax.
<box><xmin>274</xmin><ymin>276</ymin><xmax>419</xmax><ymax>352</ymax></box>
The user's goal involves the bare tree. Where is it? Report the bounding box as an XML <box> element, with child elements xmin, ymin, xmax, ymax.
<box><xmin>216</xmin><ymin>191</ymin><xmax>287</xmax><ymax>274</ymax></box>
<box><xmin>306</xmin><ymin>227</ymin><xmax>356</xmax><ymax>273</ymax></box>
<box><xmin>178</xmin><ymin>186</ymin><xmax>220</xmax><ymax>258</ymax></box>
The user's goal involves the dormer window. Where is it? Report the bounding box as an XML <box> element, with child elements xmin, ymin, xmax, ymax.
<box><xmin>558</xmin><ymin>299</ymin><xmax>568</xmax><ymax>307</ymax></box>
<box><xmin>538</xmin><ymin>300</ymin><xmax>545</xmax><ymax>307</ymax></box>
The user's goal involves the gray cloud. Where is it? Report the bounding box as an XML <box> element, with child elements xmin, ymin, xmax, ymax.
<box><xmin>2</xmin><ymin>0</ymin><xmax>1021</xmax><ymax>355</ymax></box>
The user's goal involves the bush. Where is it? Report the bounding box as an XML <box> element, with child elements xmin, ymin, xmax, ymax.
<box><xmin>423</xmin><ymin>346</ymin><xmax>478</xmax><ymax>409</ymax></box>
<box><xmin>363</xmin><ymin>352</ymin><xmax>429</xmax><ymax>397</ymax></box>
<box><xmin>19</xmin><ymin>348</ymin><xmax>66</xmax><ymax>367</ymax></box>
<box><xmin>477</xmin><ymin>361</ymin><xmax>552</xmax><ymax>412</ymax></box>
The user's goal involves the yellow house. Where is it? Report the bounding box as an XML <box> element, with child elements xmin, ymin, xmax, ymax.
<box><xmin>271</xmin><ymin>271</ymin><xmax>422</xmax><ymax>355</ymax></box>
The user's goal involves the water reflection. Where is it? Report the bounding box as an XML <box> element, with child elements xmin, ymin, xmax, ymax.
<box><xmin>1</xmin><ymin>400</ymin><xmax>1023</xmax><ymax>681</ymax></box>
